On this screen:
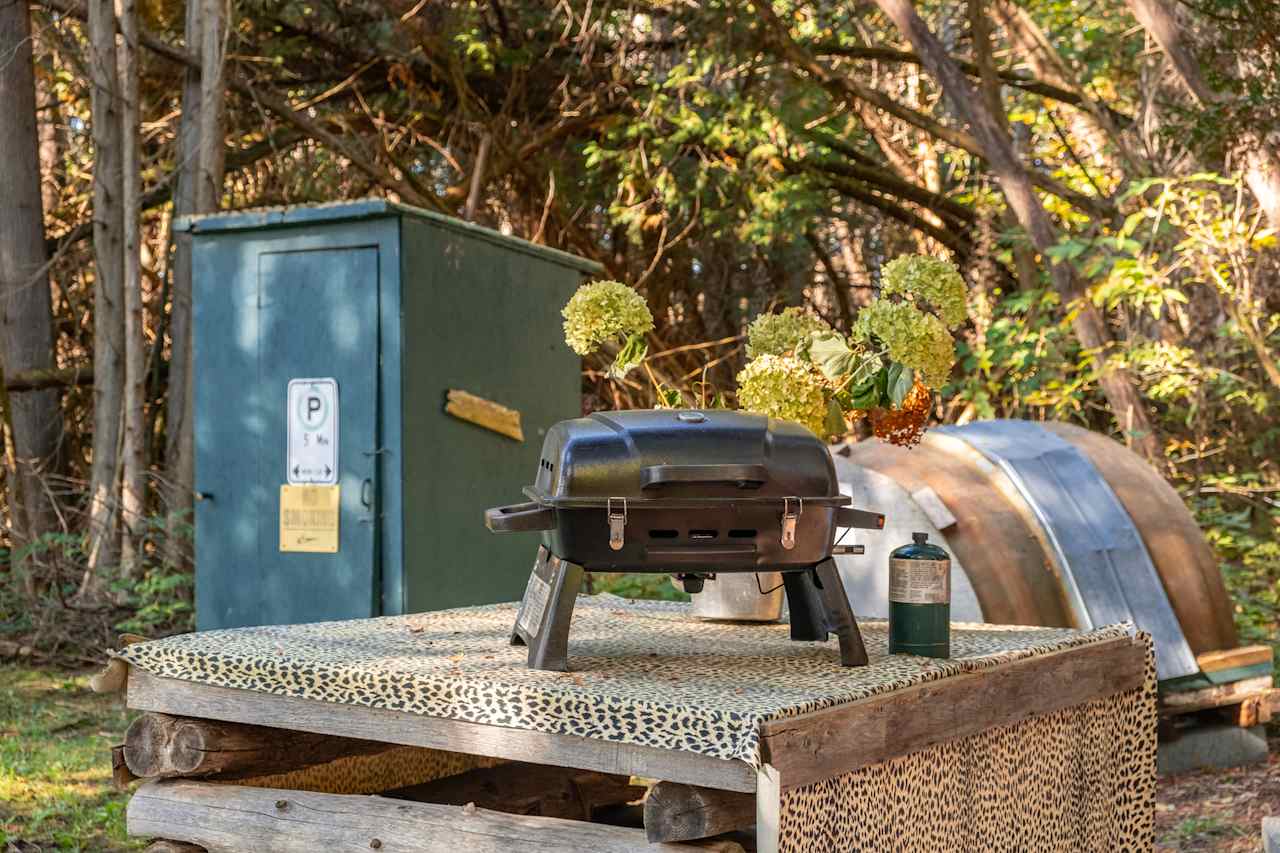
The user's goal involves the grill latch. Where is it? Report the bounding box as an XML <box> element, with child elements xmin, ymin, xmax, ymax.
<box><xmin>781</xmin><ymin>496</ymin><xmax>803</xmax><ymax>550</ymax></box>
<box><xmin>607</xmin><ymin>497</ymin><xmax>627</xmax><ymax>551</ymax></box>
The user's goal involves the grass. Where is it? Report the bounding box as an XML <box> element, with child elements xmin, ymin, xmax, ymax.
<box><xmin>0</xmin><ymin>665</ymin><xmax>141</xmax><ymax>852</ymax></box>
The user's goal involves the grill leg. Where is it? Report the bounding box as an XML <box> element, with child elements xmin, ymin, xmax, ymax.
<box><xmin>782</xmin><ymin>562</ymin><xmax>869</xmax><ymax>667</ymax></box>
<box><xmin>782</xmin><ymin>570</ymin><xmax>830</xmax><ymax>642</ymax></box>
<box><xmin>510</xmin><ymin>546</ymin><xmax>584</xmax><ymax>672</ymax></box>
<box><xmin>814</xmin><ymin>558</ymin><xmax>868</xmax><ymax>667</ymax></box>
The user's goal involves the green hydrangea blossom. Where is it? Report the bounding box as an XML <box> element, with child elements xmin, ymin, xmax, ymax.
<box><xmin>856</xmin><ymin>301</ymin><xmax>955</xmax><ymax>389</ymax></box>
<box><xmin>745</xmin><ymin>307</ymin><xmax>832</xmax><ymax>358</ymax></box>
<box><xmin>735</xmin><ymin>354</ymin><xmax>830</xmax><ymax>436</ymax></box>
<box><xmin>562</xmin><ymin>280</ymin><xmax>655</xmax><ymax>356</ymax></box>
<box><xmin>880</xmin><ymin>255</ymin><xmax>968</xmax><ymax>328</ymax></box>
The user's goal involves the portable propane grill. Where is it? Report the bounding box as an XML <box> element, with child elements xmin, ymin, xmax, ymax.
<box><xmin>485</xmin><ymin>409</ymin><xmax>885</xmax><ymax>671</ymax></box>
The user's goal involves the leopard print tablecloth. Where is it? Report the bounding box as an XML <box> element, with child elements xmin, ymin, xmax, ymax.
<box><xmin>118</xmin><ymin>595</ymin><xmax>1136</xmax><ymax>768</ymax></box>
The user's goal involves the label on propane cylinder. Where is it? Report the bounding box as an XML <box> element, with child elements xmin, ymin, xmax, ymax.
<box><xmin>889</xmin><ymin>558</ymin><xmax>950</xmax><ymax>604</ymax></box>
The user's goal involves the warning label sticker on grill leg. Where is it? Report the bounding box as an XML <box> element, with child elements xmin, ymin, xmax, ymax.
<box><xmin>515</xmin><ymin>565</ymin><xmax>551</xmax><ymax>638</ymax></box>
<box><xmin>280</xmin><ymin>484</ymin><xmax>340</xmax><ymax>553</ymax></box>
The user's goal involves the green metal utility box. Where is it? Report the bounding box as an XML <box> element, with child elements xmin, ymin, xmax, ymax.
<box><xmin>181</xmin><ymin>200</ymin><xmax>600</xmax><ymax>630</ymax></box>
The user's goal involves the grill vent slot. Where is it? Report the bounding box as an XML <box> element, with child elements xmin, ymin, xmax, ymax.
<box><xmin>648</xmin><ymin>529</ymin><xmax>678</xmax><ymax>539</ymax></box>
<box><xmin>728</xmin><ymin>529</ymin><xmax>758</xmax><ymax>538</ymax></box>
<box><xmin>689</xmin><ymin>530</ymin><xmax>717</xmax><ymax>540</ymax></box>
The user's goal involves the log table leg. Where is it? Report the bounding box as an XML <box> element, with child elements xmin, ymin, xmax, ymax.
<box><xmin>644</xmin><ymin>781</ymin><xmax>756</xmax><ymax>843</ymax></box>
<box><xmin>124</xmin><ymin>712</ymin><xmax>390</xmax><ymax>780</ymax></box>
<box><xmin>127</xmin><ymin>779</ymin><xmax>746</xmax><ymax>852</ymax></box>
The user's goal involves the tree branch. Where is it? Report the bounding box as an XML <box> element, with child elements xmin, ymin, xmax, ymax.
<box><xmin>39</xmin><ymin>0</ymin><xmax>444</xmax><ymax>212</ymax></box>
<box><xmin>811</xmin><ymin>42</ymin><xmax>1133</xmax><ymax>126</ymax></box>
<box><xmin>753</xmin><ymin>5</ymin><xmax>1115</xmax><ymax>222</ymax></box>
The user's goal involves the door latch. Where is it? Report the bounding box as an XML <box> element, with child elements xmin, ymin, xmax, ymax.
<box><xmin>607</xmin><ymin>497</ymin><xmax>627</xmax><ymax>551</ymax></box>
<box><xmin>781</xmin><ymin>496</ymin><xmax>803</xmax><ymax>551</ymax></box>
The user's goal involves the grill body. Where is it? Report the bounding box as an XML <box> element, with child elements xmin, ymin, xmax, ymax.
<box><xmin>486</xmin><ymin>409</ymin><xmax>880</xmax><ymax>573</ymax></box>
<box><xmin>486</xmin><ymin>409</ymin><xmax>882</xmax><ymax>670</ymax></box>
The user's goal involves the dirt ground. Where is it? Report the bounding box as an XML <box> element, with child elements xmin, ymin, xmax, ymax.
<box><xmin>1156</xmin><ymin>729</ymin><xmax>1279</xmax><ymax>852</ymax></box>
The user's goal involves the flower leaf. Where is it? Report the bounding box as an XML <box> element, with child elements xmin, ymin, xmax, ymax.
<box><xmin>608</xmin><ymin>332</ymin><xmax>649</xmax><ymax>379</ymax></box>
<box><xmin>847</xmin><ymin>376</ymin><xmax>881</xmax><ymax>411</ymax></box>
<box><xmin>808</xmin><ymin>331</ymin><xmax>858</xmax><ymax>381</ymax></box>
<box><xmin>824</xmin><ymin>398</ymin><xmax>846</xmax><ymax>437</ymax></box>
<box><xmin>887</xmin><ymin>362</ymin><xmax>915</xmax><ymax>407</ymax></box>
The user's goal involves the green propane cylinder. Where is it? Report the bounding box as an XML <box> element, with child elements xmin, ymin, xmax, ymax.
<box><xmin>888</xmin><ymin>532</ymin><xmax>951</xmax><ymax>658</ymax></box>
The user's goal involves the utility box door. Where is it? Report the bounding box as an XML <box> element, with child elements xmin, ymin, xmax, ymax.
<box><xmin>256</xmin><ymin>247</ymin><xmax>380</xmax><ymax>625</ymax></box>
<box><xmin>195</xmin><ymin>245</ymin><xmax>380</xmax><ymax>629</ymax></box>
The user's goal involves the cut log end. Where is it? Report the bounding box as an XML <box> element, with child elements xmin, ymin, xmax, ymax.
<box><xmin>644</xmin><ymin>781</ymin><xmax>755</xmax><ymax>843</ymax></box>
<box><xmin>123</xmin><ymin>712</ymin><xmax>391</xmax><ymax>780</ymax></box>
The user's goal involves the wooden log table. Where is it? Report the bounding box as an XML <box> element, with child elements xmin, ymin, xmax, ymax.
<box><xmin>112</xmin><ymin>596</ymin><xmax>1157</xmax><ymax>852</ymax></box>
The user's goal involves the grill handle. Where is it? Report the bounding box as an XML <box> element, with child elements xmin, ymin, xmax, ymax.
<box><xmin>640</xmin><ymin>464</ymin><xmax>768</xmax><ymax>489</ymax></box>
<box><xmin>484</xmin><ymin>501</ymin><xmax>557</xmax><ymax>533</ymax></box>
<box><xmin>836</xmin><ymin>506</ymin><xmax>886</xmax><ymax>530</ymax></box>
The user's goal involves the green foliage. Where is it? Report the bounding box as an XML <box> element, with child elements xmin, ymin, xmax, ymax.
<box><xmin>853</xmin><ymin>300</ymin><xmax>955</xmax><ymax>389</ymax></box>
<box><xmin>562</xmin><ymin>280</ymin><xmax>655</xmax><ymax>380</ymax></box>
<box><xmin>736</xmin><ymin>354</ymin><xmax>830</xmax><ymax>436</ymax></box>
<box><xmin>745</xmin><ymin>307</ymin><xmax>831</xmax><ymax>359</ymax></box>
<box><xmin>590</xmin><ymin>573</ymin><xmax>689</xmax><ymax>602</ymax></box>
<box><xmin>880</xmin><ymin>255</ymin><xmax>968</xmax><ymax>327</ymax></box>
<box><xmin>0</xmin><ymin>667</ymin><xmax>141</xmax><ymax>851</ymax></box>
<box><xmin>1193</xmin><ymin>487</ymin><xmax>1280</xmax><ymax>679</ymax></box>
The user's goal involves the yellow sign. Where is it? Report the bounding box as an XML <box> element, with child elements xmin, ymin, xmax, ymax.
<box><xmin>279</xmin><ymin>484</ymin><xmax>340</xmax><ymax>553</ymax></box>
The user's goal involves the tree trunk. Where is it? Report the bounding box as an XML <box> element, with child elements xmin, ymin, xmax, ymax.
<box><xmin>83</xmin><ymin>0</ymin><xmax>127</xmax><ymax>595</ymax></box>
<box><xmin>119</xmin><ymin>0</ymin><xmax>146</xmax><ymax>576</ymax></box>
<box><xmin>164</xmin><ymin>0</ymin><xmax>226</xmax><ymax>570</ymax></box>
<box><xmin>1123</xmin><ymin>0</ymin><xmax>1280</xmax><ymax>231</ymax></box>
<box><xmin>0</xmin><ymin>0</ymin><xmax>63</xmax><ymax>597</ymax></box>
<box><xmin>1123</xmin><ymin>0</ymin><xmax>1216</xmax><ymax>103</ymax></box>
<box><xmin>993</xmin><ymin>0</ymin><xmax>1134</xmax><ymax>176</ymax></box>
<box><xmin>872</xmin><ymin>0</ymin><xmax>1162</xmax><ymax>462</ymax></box>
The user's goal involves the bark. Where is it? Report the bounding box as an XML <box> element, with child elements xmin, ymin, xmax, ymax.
<box><xmin>754</xmin><ymin>4</ymin><xmax>1114</xmax><ymax>223</ymax></box>
<box><xmin>993</xmin><ymin>0</ymin><xmax>1133</xmax><ymax>176</ymax></box>
<box><xmin>872</xmin><ymin>0</ymin><xmax>1162</xmax><ymax>462</ymax></box>
<box><xmin>805</xmin><ymin>230</ymin><xmax>854</xmax><ymax>331</ymax></box>
<box><xmin>164</xmin><ymin>0</ymin><xmax>226</xmax><ymax>569</ymax></box>
<box><xmin>119</xmin><ymin>0</ymin><xmax>146</xmax><ymax>575</ymax></box>
<box><xmin>1124</xmin><ymin>0</ymin><xmax>1215</xmax><ymax>104</ymax></box>
<box><xmin>1123</xmin><ymin>0</ymin><xmax>1280</xmax><ymax>231</ymax></box>
<box><xmin>0</xmin><ymin>0</ymin><xmax>63</xmax><ymax>596</ymax></box>
<box><xmin>83</xmin><ymin>0</ymin><xmax>126</xmax><ymax>592</ymax></box>
<box><xmin>464</xmin><ymin>132</ymin><xmax>492</xmax><ymax>221</ymax></box>
<box><xmin>1241</xmin><ymin>144</ymin><xmax>1280</xmax><ymax>235</ymax></box>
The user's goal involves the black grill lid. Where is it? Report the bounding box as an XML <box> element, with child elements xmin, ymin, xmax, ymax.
<box><xmin>523</xmin><ymin>409</ymin><xmax>849</xmax><ymax>508</ymax></box>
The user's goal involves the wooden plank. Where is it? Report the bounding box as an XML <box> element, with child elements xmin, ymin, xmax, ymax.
<box><xmin>759</xmin><ymin>636</ymin><xmax>1146</xmax><ymax>789</ymax></box>
<box><xmin>1195</xmin><ymin>645</ymin><xmax>1273</xmax><ymax>673</ymax></box>
<box><xmin>127</xmin><ymin>669</ymin><xmax>756</xmax><ymax>793</ymax></box>
<box><xmin>755</xmin><ymin>765</ymin><xmax>780</xmax><ymax>853</ymax></box>
<box><xmin>124</xmin><ymin>712</ymin><xmax>392</xmax><ymax>780</ymax></box>
<box><xmin>144</xmin><ymin>842</ymin><xmax>206</xmax><ymax>853</ymax></box>
<box><xmin>1228</xmin><ymin>692</ymin><xmax>1274</xmax><ymax>728</ymax></box>
<box><xmin>644</xmin><ymin>782</ymin><xmax>755</xmax><ymax>843</ymax></box>
<box><xmin>387</xmin><ymin>761</ymin><xmax>644</xmax><ymax>820</ymax></box>
<box><xmin>445</xmin><ymin>389</ymin><xmax>524</xmax><ymax>441</ymax></box>
<box><xmin>126</xmin><ymin>779</ymin><xmax>743</xmax><ymax>852</ymax></box>
<box><xmin>1160</xmin><ymin>675</ymin><xmax>1275</xmax><ymax>715</ymax></box>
